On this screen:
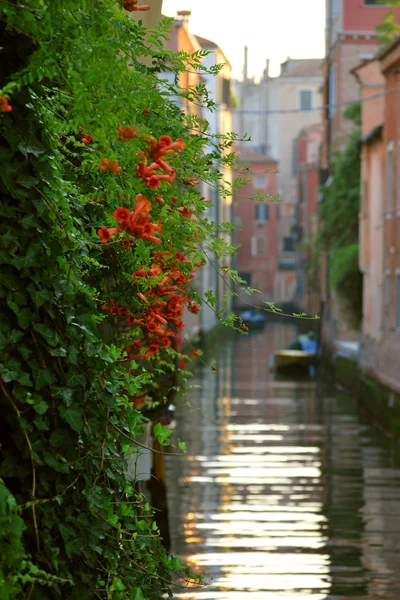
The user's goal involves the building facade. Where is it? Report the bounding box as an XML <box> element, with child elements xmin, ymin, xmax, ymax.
<box><xmin>295</xmin><ymin>123</ymin><xmax>322</xmax><ymax>317</ymax></box>
<box><xmin>322</xmin><ymin>0</ymin><xmax>400</xmax><ymax>168</ymax></box>
<box><xmin>233</xmin><ymin>148</ymin><xmax>278</xmax><ymax>306</ymax></box>
<box><xmin>319</xmin><ymin>0</ymin><xmax>400</xmax><ymax>348</ymax></box>
<box><xmin>165</xmin><ymin>13</ymin><xmax>233</xmax><ymax>334</ymax></box>
<box><xmin>354</xmin><ymin>38</ymin><xmax>400</xmax><ymax>393</ymax></box>
<box><xmin>195</xmin><ymin>34</ymin><xmax>234</xmax><ymax>328</ymax></box>
<box><xmin>234</xmin><ymin>55</ymin><xmax>322</xmax><ymax>304</ymax></box>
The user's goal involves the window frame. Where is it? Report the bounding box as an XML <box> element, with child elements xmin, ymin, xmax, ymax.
<box><xmin>283</xmin><ymin>236</ymin><xmax>295</xmax><ymax>253</ymax></box>
<box><xmin>254</xmin><ymin>175</ymin><xmax>267</xmax><ymax>189</ymax></box>
<box><xmin>329</xmin><ymin>64</ymin><xmax>337</xmax><ymax>119</ymax></box>
<box><xmin>255</xmin><ymin>203</ymin><xmax>270</xmax><ymax>222</ymax></box>
<box><xmin>364</xmin><ymin>0</ymin><xmax>390</xmax><ymax>5</ymax></box>
<box><xmin>396</xmin><ymin>270</ymin><xmax>400</xmax><ymax>332</ymax></box>
<box><xmin>397</xmin><ymin>141</ymin><xmax>400</xmax><ymax>216</ymax></box>
<box><xmin>299</xmin><ymin>89</ymin><xmax>313</xmax><ymax>112</ymax></box>
<box><xmin>384</xmin><ymin>271</ymin><xmax>390</xmax><ymax>332</ymax></box>
<box><xmin>251</xmin><ymin>235</ymin><xmax>267</xmax><ymax>257</ymax></box>
<box><xmin>387</xmin><ymin>141</ymin><xmax>394</xmax><ymax>219</ymax></box>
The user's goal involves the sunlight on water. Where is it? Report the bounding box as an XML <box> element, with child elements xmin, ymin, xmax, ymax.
<box><xmin>166</xmin><ymin>327</ymin><xmax>400</xmax><ymax>599</ymax></box>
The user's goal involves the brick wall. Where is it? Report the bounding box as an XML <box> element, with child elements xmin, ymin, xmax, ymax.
<box><xmin>234</xmin><ymin>158</ymin><xmax>278</xmax><ymax>304</ymax></box>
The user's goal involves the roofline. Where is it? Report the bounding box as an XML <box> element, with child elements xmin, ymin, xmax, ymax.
<box><xmin>377</xmin><ymin>35</ymin><xmax>400</xmax><ymax>62</ymax></box>
<box><xmin>195</xmin><ymin>36</ymin><xmax>232</xmax><ymax>69</ymax></box>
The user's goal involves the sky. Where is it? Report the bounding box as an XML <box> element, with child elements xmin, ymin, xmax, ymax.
<box><xmin>162</xmin><ymin>0</ymin><xmax>326</xmax><ymax>80</ymax></box>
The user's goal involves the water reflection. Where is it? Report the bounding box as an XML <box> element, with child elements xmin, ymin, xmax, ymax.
<box><xmin>166</xmin><ymin>325</ymin><xmax>400</xmax><ymax>598</ymax></box>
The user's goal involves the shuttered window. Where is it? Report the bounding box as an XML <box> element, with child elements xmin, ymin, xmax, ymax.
<box><xmin>387</xmin><ymin>143</ymin><xmax>393</xmax><ymax>216</ymax></box>
<box><xmin>396</xmin><ymin>272</ymin><xmax>400</xmax><ymax>331</ymax></box>
<box><xmin>255</xmin><ymin>204</ymin><xmax>269</xmax><ymax>221</ymax></box>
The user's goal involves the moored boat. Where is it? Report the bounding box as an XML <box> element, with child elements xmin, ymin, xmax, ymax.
<box><xmin>272</xmin><ymin>349</ymin><xmax>316</xmax><ymax>370</ymax></box>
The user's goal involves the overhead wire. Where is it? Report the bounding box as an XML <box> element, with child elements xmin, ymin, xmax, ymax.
<box><xmin>220</xmin><ymin>86</ymin><xmax>400</xmax><ymax>115</ymax></box>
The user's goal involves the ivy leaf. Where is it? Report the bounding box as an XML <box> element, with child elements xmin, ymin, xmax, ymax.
<box><xmin>0</xmin><ymin>270</ymin><xmax>21</xmax><ymax>291</ymax></box>
<box><xmin>43</xmin><ymin>452</ymin><xmax>69</xmax><ymax>473</ymax></box>
<box><xmin>20</xmin><ymin>213</ymin><xmax>40</xmax><ymax>229</ymax></box>
<box><xmin>131</xmin><ymin>589</ymin><xmax>147</xmax><ymax>600</ymax></box>
<box><xmin>8</xmin><ymin>514</ymin><xmax>25</xmax><ymax>537</ymax></box>
<box><xmin>17</xmin><ymin>140</ymin><xmax>46</xmax><ymax>158</ymax></box>
<box><xmin>170</xmin><ymin>557</ymin><xmax>185</xmax><ymax>571</ymax></box>
<box><xmin>9</xmin><ymin>329</ymin><xmax>25</xmax><ymax>345</ymax></box>
<box><xmin>33</xmin><ymin>399</ymin><xmax>49</xmax><ymax>415</ymax></box>
<box><xmin>107</xmin><ymin>512</ymin><xmax>119</xmax><ymax>527</ymax></box>
<box><xmin>17</xmin><ymin>308</ymin><xmax>35</xmax><ymax>330</ymax></box>
<box><xmin>50</xmin><ymin>428</ymin><xmax>70</xmax><ymax>449</ymax></box>
<box><xmin>28</xmin><ymin>360</ymin><xmax>57</xmax><ymax>390</ymax></box>
<box><xmin>27</xmin><ymin>286</ymin><xmax>51</xmax><ymax>308</ymax></box>
<box><xmin>66</xmin><ymin>372</ymin><xmax>87</xmax><ymax>388</ymax></box>
<box><xmin>110</xmin><ymin>578</ymin><xmax>126</xmax><ymax>592</ymax></box>
<box><xmin>16</xmin><ymin>174</ymin><xmax>40</xmax><ymax>188</ymax></box>
<box><xmin>153</xmin><ymin>422</ymin><xmax>172</xmax><ymax>446</ymax></box>
<box><xmin>53</xmin><ymin>387</ymin><xmax>74</xmax><ymax>407</ymax></box>
<box><xmin>59</xmin><ymin>405</ymin><xmax>83</xmax><ymax>433</ymax></box>
<box><xmin>33</xmin><ymin>323</ymin><xmax>59</xmax><ymax>347</ymax></box>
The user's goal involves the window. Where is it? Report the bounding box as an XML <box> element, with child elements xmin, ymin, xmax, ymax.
<box><xmin>329</xmin><ymin>64</ymin><xmax>337</xmax><ymax>119</ymax></box>
<box><xmin>283</xmin><ymin>236</ymin><xmax>294</xmax><ymax>252</ymax></box>
<box><xmin>254</xmin><ymin>175</ymin><xmax>267</xmax><ymax>188</ymax></box>
<box><xmin>396</xmin><ymin>272</ymin><xmax>400</xmax><ymax>331</ymax></box>
<box><xmin>384</xmin><ymin>273</ymin><xmax>390</xmax><ymax>332</ymax></box>
<box><xmin>299</xmin><ymin>90</ymin><xmax>312</xmax><ymax>111</ymax></box>
<box><xmin>387</xmin><ymin>142</ymin><xmax>394</xmax><ymax>217</ymax></box>
<box><xmin>239</xmin><ymin>272</ymin><xmax>252</xmax><ymax>286</ymax></box>
<box><xmin>292</xmin><ymin>139</ymin><xmax>298</xmax><ymax>176</ymax></box>
<box><xmin>255</xmin><ymin>203</ymin><xmax>269</xmax><ymax>221</ymax></box>
<box><xmin>222</xmin><ymin>77</ymin><xmax>231</xmax><ymax>107</ymax></box>
<box><xmin>251</xmin><ymin>235</ymin><xmax>267</xmax><ymax>257</ymax></box>
<box><xmin>398</xmin><ymin>141</ymin><xmax>400</xmax><ymax>214</ymax></box>
<box><xmin>332</xmin><ymin>0</ymin><xmax>340</xmax><ymax>17</ymax></box>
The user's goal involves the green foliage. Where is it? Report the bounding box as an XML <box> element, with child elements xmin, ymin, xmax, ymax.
<box><xmin>0</xmin><ymin>1</ymin><xmax>246</xmax><ymax>598</ymax></box>
<box><xmin>319</xmin><ymin>133</ymin><xmax>361</xmax><ymax>250</ymax></box>
<box><xmin>375</xmin><ymin>0</ymin><xmax>400</xmax><ymax>46</ymax></box>
<box><xmin>330</xmin><ymin>244</ymin><xmax>363</xmax><ymax>330</ymax></box>
<box><xmin>318</xmin><ymin>105</ymin><xmax>362</xmax><ymax>329</ymax></box>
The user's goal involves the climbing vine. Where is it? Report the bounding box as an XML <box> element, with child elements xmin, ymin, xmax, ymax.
<box><xmin>318</xmin><ymin>104</ymin><xmax>363</xmax><ymax>329</ymax></box>
<box><xmin>0</xmin><ymin>1</ymin><xmax>248</xmax><ymax>598</ymax></box>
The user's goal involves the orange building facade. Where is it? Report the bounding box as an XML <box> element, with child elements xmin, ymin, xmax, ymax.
<box><xmin>354</xmin><ymin>38</ymin><xmax>400</xmax><ymax>392</ymax></box>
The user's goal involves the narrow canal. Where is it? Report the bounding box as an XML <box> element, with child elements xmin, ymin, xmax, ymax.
<box><xmin>166</xmin><ymin>324</ymin><xmax>400</xmax><ymax>599</ymax></box>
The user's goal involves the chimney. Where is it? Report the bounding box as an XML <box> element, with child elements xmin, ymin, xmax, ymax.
<box><xmin>263</xmin><ymin>59</ymin><xmax>270</xmax><ymax>80</ymax></box>
<box><xmin>244</xmin><ymin>46</ymin><xmax>248</xmax><ymax>81</ymax></box>
<box><xmin>177</xmin><ymin>10</ymin><xmax>191</xmax><ymax>26</ymax></box>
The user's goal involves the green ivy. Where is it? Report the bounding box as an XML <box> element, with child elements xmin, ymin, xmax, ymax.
<box><xmin>318</xmin><ymin>105</ymin><xmax>362</xmax><ymax>329</ymax></box>
<box><xmin>0</xmin><ymin>1</ymin><xmax>246</xmax><ymax>597</ymax></box>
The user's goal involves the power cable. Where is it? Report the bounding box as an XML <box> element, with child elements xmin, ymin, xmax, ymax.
<box><xmin>223</xmin><ymin>86</ymin><xmax>400</xmax><ymax>115</ymax></box>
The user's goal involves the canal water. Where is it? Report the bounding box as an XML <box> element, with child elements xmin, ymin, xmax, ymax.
<box><xmin>166</xmin><ymin>324</ymin><xmax>400</xmax><ymax>599</ymax></box>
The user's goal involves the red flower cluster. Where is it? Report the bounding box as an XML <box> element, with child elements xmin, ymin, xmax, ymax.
<box><xmin>99</xmin><ymin>158</ymin><xmax>123</xmax><ymax>173</ymax></box>
<box><xmin>117</xmin><ymin>126</ymin><xmax>137</xmax><ymax>141</ymax></box>
<box><xmin>137</xmin><ymin>135</ymin><xmax>185</xmax><ymax>190</ymax></box>
<box><xmin>97</xmin><ymin>193</ymin><xmax>162</xmax><ymax>245</ymax></box>
<box><xmin>102</xmin><ymin>251</ymin><xmax>201</xmax><ymax>361</ymax></box>
<box><xmin>122</xmin><ymin>0</ymin><xmax>150</xmax><ymax>10</ymax></box>
<box><xmin>182</xmin><ymin>177</ymin><xmax>200</xmax><ymax>186</ymax></box>
<box><xmin>0</xmin><ymin>97</ymin><xmax>12</xmax><ymax>113</ymax></box>
<box><xmin>79</xmin><ymin>128</ymin><xmax>92</xmax><ymax>144</ymax></box>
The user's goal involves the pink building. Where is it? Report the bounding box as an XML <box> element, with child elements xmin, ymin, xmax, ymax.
<box><xmin>320</xmin><ymin>0</ymin><xmax>400</xmax><ymax>347</ymax></box>
<box><xmin>353</xmin><ymin>37</ymin><xmax>400</xmax><ymax>393</ymax></box>
<box><xmin>322</xmin><ymin>0</ymin><xmax>400</xmax><ymax>168</ymax></box>
<box><xmin>233</xmin><ymin>148</ymin><xmax>278</xmax><ymax>306</ymax></box>
<box><xmin>295</xmin><ymin>124</ymin><xmax>322</xmax><ymax>316</ymax></box>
